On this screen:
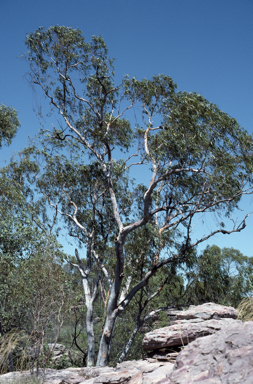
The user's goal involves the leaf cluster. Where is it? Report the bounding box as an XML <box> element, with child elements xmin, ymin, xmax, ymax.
<box><xmin>0</xmin><ymin>104</ymin><xmax>20</xmax><ymax>148</ymax></box>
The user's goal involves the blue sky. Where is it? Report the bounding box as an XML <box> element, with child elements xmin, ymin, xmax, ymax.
<box><xmin>1</xmin><ymin>0</ymin><xmax>253</xmax><ymax>256</ymax></box>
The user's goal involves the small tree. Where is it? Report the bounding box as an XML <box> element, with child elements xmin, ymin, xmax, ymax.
<box><xmin>186</xmin><ymin>245</ymin><xmax>253</xmax><ymax>307</ymax></box>
<box><xmin>22</xmin><ymin>26</ymin><xmax>253</xmax><ymax>366</ymax></box>
<box><xmin>0</xmin><ymin>117</ymin><xmax>71</xmax><ymax>372</ymax></box>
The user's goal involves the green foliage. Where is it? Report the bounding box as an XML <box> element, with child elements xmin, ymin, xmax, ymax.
<box><xmin>109</xmin><ymin>311</ymin><xmax>146</xmax><ymax>364</ymax></box>
<box><xmin>22</xmin><ymin>25</ymin><xmax>253</xmax><ymax>250</ymax></box>
<box><xmin>157</xmin><ymin>310</ymin><xmax>170</xmax><ymax>328</ymax></box>
<box><xmin>0</xmin><ymin>238</ymin><xmax>68</xmax><ymax>331</ymax></box>
<box><xmin>1</xmin><ymin>25</ymin><xmax>252</xmax><ymax>367</ymax></box>
<box><xmin>0</xmin><ymin>105</ymin><xmax>20</xmax><ymax>148</ymax></box>
<box><xmin>0</xmin><ymin>168</ymin><xmax>68</xmax><ymax>338</ymax></box>
<box><xmin>186</xmin><ymin>245</ymin><xmax>253</xmax><ymax>307</ymax></box>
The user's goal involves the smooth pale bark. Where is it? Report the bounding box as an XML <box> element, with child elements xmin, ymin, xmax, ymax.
<box><xmin>86</xmin><ymin>302</ymin><xmax>96</xmax><ymax>366</ymax></box>
<box><xmin>96</xmin><ymin>309</ymin><xmax>116</xmax><ymax>366</ymax></box>
<box><xmin>71</xmin><ymin>248</ymin><xmax>98</xmax><ymax>367</ymax></box>
<box><xmin>96</xmin><ymin>239</ymin><xmax>125</xmax><ymax>366</ymax></box>
<box><xmin>81</xmin><ymin>278</ymin><xmax>97</xmax><ymax>367</ymax></box>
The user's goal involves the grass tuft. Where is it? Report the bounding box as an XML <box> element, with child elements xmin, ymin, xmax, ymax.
<box><xmin>0</xmin><ymin>329</ymin><xmax>45</xmax><ymax>381</ymax></box>
<box><xmin>237</xmin><ymin>297</ymin><xmax>253</xmax><ymax>322</ymax></box>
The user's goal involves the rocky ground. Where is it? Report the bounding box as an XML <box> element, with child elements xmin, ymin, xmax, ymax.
<box><xmin>143</xmin><ymin>302</ymin><xmax>239</xmax><ymax>363</ymax></box>
<box><xmin>1</xmin><ymin>303</ymin><xmax>252</xmax><ymax>384</ymax></box>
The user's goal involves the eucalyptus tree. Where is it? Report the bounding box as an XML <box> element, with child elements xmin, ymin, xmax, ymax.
<box><xmin>23</xmin><ymin>26</ymin><xmax>253</xmax><ymax>366</ymax></box>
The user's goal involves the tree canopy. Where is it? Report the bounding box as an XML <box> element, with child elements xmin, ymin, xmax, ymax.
<box><xmin>1</xmin><ymin>25</ymin><xmax>253</xmax><ymax>368</ymax></box>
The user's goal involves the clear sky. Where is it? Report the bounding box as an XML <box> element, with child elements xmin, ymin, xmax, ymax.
<box><xmin>1</xmin><ymin>0</ymin><xmax>253</xmax><ymax>256</ymax></box>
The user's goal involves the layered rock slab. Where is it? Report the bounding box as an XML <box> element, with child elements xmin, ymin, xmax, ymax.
<box><xmin>0</xmin><ymin>360</ymin><xmax>174</xmax><ymax>384</ymax></box>
<box><xmin>166</xmin><ymin>302</ymin><xmax>238</xmax><ymax>322</ymax></box>
<box><xmin>144</xmin><ymin>302</ymin><xmax>240</xmax><ymax>364</ymax></box>
<box><xmin>166</xmin><ymin>321</ymin><xmax>253</xmax><ymax>384</ymax></box>
<box><xmin>143</xmin><ymin>318</ymin><xmax>241</xmax><ymax>350</ymax></box>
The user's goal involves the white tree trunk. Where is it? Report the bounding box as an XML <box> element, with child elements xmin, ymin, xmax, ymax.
<box><xmin>86</xmin><ymin>303</ymin><xmax>96</xmax><ymax>366</ymax></box>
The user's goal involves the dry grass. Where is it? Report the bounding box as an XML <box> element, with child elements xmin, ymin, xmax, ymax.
<box><xmin>237</xmin><ymin>297</ymin><xmax>253</xmax><ymax>322</ymax></box>
<box><xmin>0</xmin><ymin>330</ymin><xmax>30</xmax><ymax>374</ymax></box>
<box><xmin>0</xmin><ymin>329</ymin><xmax>44</xmax><ymax>383</ymax></box>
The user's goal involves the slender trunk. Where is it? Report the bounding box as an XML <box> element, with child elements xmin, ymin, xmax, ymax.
<box><xmin>71</xmin><ymin>248</ymin><xmax>97</xmax><ymax>367</ymax></box>
<box><xmin>96</xmin><ymin>273</ymin><xmax>119</xmax><ymax>367</ymax></box>
<box><xmin>86</xmin><ymin>303</ymin><xmax>95</xmax><ymax>367</ymax></box>
<box><xmin>96</xmin><ymin>240</ymin><xmax>125</xmax><ymax>366</ymax></box>
<box><xmin>96</xmin><ymin>311</ymin><xmax>117</xmax><ymax>366</ymax></box>
<box><xmin>118</xmin><ymin>276</ymin><xmax>173</xmax><ymax>363</ymax></box>
<box><xmin>79</xmin><ymin>283</ymin><xmax>96</xmax><ymax>366</ymax></box>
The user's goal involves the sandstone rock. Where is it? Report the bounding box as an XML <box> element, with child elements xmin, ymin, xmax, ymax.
<box><xmin>0</xmin><ymin>304</ymin><xmax>242</xmax><ymax>384</ymax></box>
<box><xmin>128</xmin><ymin>372</ymin><xmax>143</xmax><ymax>384</ymax></box>
<box><xmin>142</xmin><ymin>364</ymin><xmax>174</xmax><ymax>384</ymax></box>
<box><xmin>89</xmin><ymin>361</ymin><xmax>174</xmax><ymax>384</ymax></box>
<box><xmin>143</xmin><ymin>318</ymin><xmax>241</xmax><ymax>350</ymax></box>
<box><xmin>166</xmin><ymin>321</ymin><xmax>253</xmax><ymax>384</ymax></box>
<box><xmin>167</xmin><ymin>302</ymin><xmax>238</xmax><ymax>322</ymax></box>
<box><xmin>0</xmin><ymin>368</ymin><xmax>86</xmax><ymax>384</ymax></box>
<box><xmin>0</xmin><ymin>360</ymin><xmax>174</xmax><ymax>384</ymax></box>
<box><xmin>0</xmin><ymin>371</ymin><xmax>34</xmax><ymax>383</ymax></box>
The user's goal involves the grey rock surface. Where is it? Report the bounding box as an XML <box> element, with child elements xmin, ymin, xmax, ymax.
<box><xmin>143</xmin><ymin>318</ymin><xmax>241</xmax><ymax>350</ymax></box>
<box><xmin>166</xmin><ymin>321</ymin><xmax>253</xmax><ymax>384</ymax></box>
<box><xmin>0</xmin><ymin>360</ymin><xmax>174</xmax><ymax>384</ymax></box>
<box><xmin>167</xmin><ymin>302</ymin><xmax>238</xmax><ymax>322</ymax></box>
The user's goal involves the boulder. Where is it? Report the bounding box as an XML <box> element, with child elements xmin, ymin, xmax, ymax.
<box><xmin>166</xmin><ymin>321</ymin><xmax>253</xmax><ymax>384</ymax></box>
<box><xmin>143</xmin><ymin>318</ymin><xmax>241</xmax><ymax>350</ymax></box>
<box><xmin>167</xmin><ymin>302</ymin><xmax>238</xmax><ymax>322</ymax></box>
